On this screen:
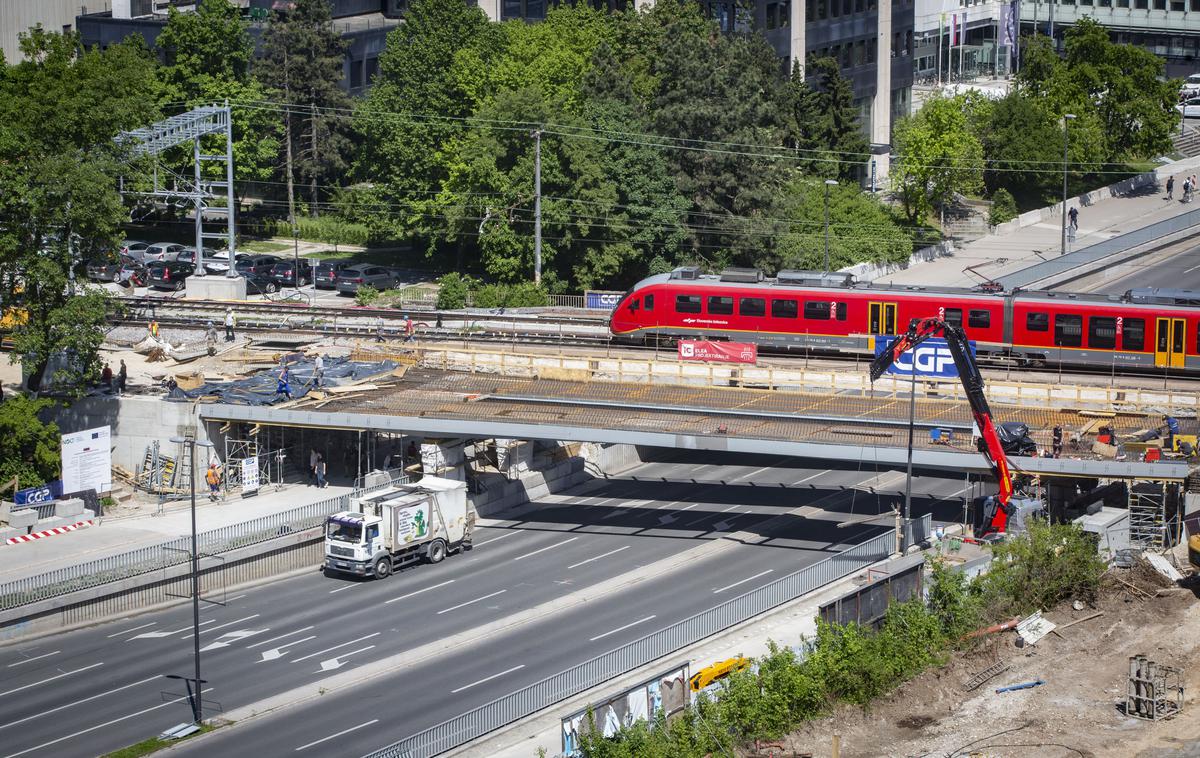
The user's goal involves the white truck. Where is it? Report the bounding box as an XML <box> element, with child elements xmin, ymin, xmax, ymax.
<box><xmin>323</xmin><ymin>476</ymin><xmax>476</xmax><ymax>579</ymax></box>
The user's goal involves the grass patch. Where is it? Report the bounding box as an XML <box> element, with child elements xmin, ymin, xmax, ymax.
<box><xmin>239</xmin><ymin>240</ymin><xmax>291</xmax><ymax>253</ymax></box>
<box><xmin>101</xmin><ymin>724</ymin><xmax>217</xmax><ymax>758</ymax></box>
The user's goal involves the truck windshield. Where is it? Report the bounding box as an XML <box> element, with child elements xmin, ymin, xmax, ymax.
<box><xmin>327</xmin><ymin>522</ymin><xmax>362</xmax><ymax>543</ymax></box>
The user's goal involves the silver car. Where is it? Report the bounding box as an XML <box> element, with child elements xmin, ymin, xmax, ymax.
<box><xmin>335</xmin><ymin>264</ymin><xmax>396</xmax><ymax>295</ymax></box>
<box><xmin>142</xmin><ymin>242</ymin><xmax>185</xmax><ymax>263</ymax></box>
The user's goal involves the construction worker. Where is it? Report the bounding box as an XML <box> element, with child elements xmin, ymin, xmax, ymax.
<box><xmin>149</xmin><ymin>320</ymin><xmax>160</xmax><ymax>340</ymax></box>
<box><xmin>206</xmin><ymin>321</ymin><xmax>219</xmax><ymax>356</ymax></box>
<box><xmin>276</xmin><ymin>364</ymin><xmax>293</xmax><ymax>400</ymax></box>
<box><xmin>404</xmin><ymin>315</ymin><xmax>414</xmax><ymax>341</ymax></box>
<box><xmin>205</xmin><ymin>462</ymin><xmax>222</xmax><ymax>502</ymax></box>
<box><xmin>1164</xmin><ymin>415</ymin><xmax>1180</xmax><ymax>452</ymax></box>
<box><xmin>312</xmin><ymin>354</ymin><xmax>324</xmax><ymax>388</ymax></box>
<box><xmin>224</xmin><ymin>308</ymin><xmax>236</xmax><ymax>341</ymax></box>
<box><xmin>1052</xmin><ymin>425</ymin><xmax>1063</xmax><ymax>458</ymax></box>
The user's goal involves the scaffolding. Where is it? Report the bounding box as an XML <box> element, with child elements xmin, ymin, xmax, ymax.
<box><xmin>1128</xmin><ymin>481</ymin><xmax>1182</xmax><ymax>550</ymax></box>
<box><xmin>1126</xmin><ymin>655</ymin><xmax>1184</xmax><ymax>721</ymax></box>
<box><xmin>115</xmin><ymin>104</ymin><xmax>237</xmax><ymax>278</ymax></box>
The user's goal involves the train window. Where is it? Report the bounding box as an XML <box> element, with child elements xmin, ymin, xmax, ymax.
<box><xmin>1122</xmin><ymin>317</ymin><xmax>1144</xmax><ymax>351</ymax></box>
<box><xmin>968</xmin><ymin>309</ymin><xmax>991</xmax><ymax>328</ymax></box>
<box><xmin>1054</xmin><ymin>314</ymin><xmax>1083</xmax><ymax>347</ymax></box>
<box><xmin>708</xmin><ymin>296</ymin><xmax>734</xmax><ymax>315</ymax></box>
<box><xmin>803</xmin><ymin>301</ymin><xmax>831</xmax><ymax>320</ymax></box>
<box><xmin>771</xmin><ymin>299</ymin><xmax>798</xmax><ymax>319</ymax></box>
<box><xmin>739</xmin><ymin>297</ymin><xmax>766</xmax><ymax>317</ymax></box>
<box><xmin>835</xmin><ymin>302</ymin><xmax>847</xmax><ymax>321</ymax></box>
<box><xmin>1026</xmin><ymin>312</ymin><xmax>1049</xmax><ymax>332</ymax></box>
<box><xmin>676</xmin><ymin>294</ymin><xmax>701</xmax><ymax>313</ymax></box>
<box><xmin>644</xmin><ymin>293</ymin><xmax>654</xmax><ymax>311</ymax></box>
<box><xmin>942</xmin><ymin>308</ymin><xmax>962</xmax><ymax>328</ymax></box>
<box><xmin>630</xmin><ymin>297</ymin><xmax>640</xmax><ymax>312</ymax></box>
<box><xmin>1088</xmin><ymin>316</ymin><xmax>1117</xmax><ymax>349</ymax></box>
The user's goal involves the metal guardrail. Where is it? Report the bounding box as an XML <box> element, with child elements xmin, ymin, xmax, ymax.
<box><xmin>363</xmin><ymin>528</ymin><xmax>899</xmax><ymax>758</ymax></box>
<box><xmin>903</xmin><ymin>513</ymin><xmax>934</xmax><ymax>551</ymax></box>
<box><xmin>0</xmin><ymin>473</ymin><xmax>411</xmax><ymax>613</ymax></box>
<box><xmin>998</xmin><ymin>205</ymin><xmax>1200</xmax><ymax>290</ymax></box>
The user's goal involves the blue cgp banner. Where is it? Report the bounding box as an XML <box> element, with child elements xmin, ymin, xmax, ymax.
<box><xmin>14</xmin><ymin>480</ymin><xmax>63</xmax><ymax>507</ymax></box>
<box><xmin>585</xmin><ymin>290</ymin><xmax>623</xmax><ymax>310</ymax></box>
<box><xmin>874</xmin><ymin>337</ymin><xmax>975</xmax><ymax>379</ymax></box>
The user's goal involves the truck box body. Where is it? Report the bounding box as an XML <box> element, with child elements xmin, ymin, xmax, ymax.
<box><xmin>324</xmin><ymin>476</ymin><xmax>474</xmax><ymax>578</ymax></box>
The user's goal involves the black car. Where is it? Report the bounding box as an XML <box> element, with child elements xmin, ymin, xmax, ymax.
<box><xmin>314</xmin><ymin>261</ymin><xmax>351</xmax><ymax>289</ymax></box>
<box><xmin>147</xmin><ymin>261</ymin><xmax>195</xmax><ymax>291</ymax></box>
<box><xmin>234</xmin><ymin>254</ymin><xmax>281</xmax><ymax>277</ymax></box>
<box><xmin>241</xmin><ymin>272</ymin><xmax>280</xmax><ymax>295</ymax></box>
<box><xmin>86</xmin><ymin>254</ymin><xmax>133</xmax><ymax>282</ymax></box>
<box><xmin>268</xmin><ymin>260</ymin><xmax>315</xmax><ymax>288</ymax></box>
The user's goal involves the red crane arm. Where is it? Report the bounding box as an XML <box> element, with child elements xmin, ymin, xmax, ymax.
<box><xmin>868</xmin><ymin>317</ymin><xmax>1015</xmax><ymax>534</ymax></box>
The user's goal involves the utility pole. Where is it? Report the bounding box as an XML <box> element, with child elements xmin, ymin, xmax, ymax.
<box><xmin>284</xmin><ymin>50</ymin><xmax>295</xmax><ymax>229</ymax></box>
<box><xmin>532</xmin><ymin>129</ymin><xmax>542</xmax><ymax>285</ymax></box>
<box><xmin>1060</xmin><ymin>113</ymin><xmax>1075</xmax><ymax>256</ymax></box>
<box><xmin>310</xmin><ymin>103</ymin><xmax>319</xmax><ymax>217</ymax></box>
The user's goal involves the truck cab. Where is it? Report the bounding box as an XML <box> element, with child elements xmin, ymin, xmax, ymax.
<box><xmin>324</xmin><ymin>477</ymin><xmax>474</xmax><ymax>579</ymax></box>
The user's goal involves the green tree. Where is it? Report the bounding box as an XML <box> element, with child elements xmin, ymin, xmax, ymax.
<box><xmin>0</xmin><ymin>396</ymin><xmax>61</xmax><ymax>486</ymax></box>
<box><xmin>259</xmin><ymin>0</ymin><xmax>354</xmax><ymax>220</ymax></box>
<box><xmin>981</xmin><ymin>93</ymin><xmax>1063</xmax><ymax>205</ymax></box>
<box><xmin>988</xmin><ymin>187</ymin><xmax>1018</xmax><ymax>225</ymax></box>
<box><xmin>0</xmin><ymin>29</ymin><xmax>159</xmax><ymax>392</ymax></box>
<box><xmin>774</xmin><ymin>178</ymin><xmax>911</xmax><ymax>272</ymax></box>
<box><xmin>890</xmin><ymin>94</ymin><xmax>984</xmax><ymax>223</ymax></box>
<box><xmin>784</xmin><ymin>57</ymin><xmax>869</xmax><ymax>183</ymax></box>
<box><xmin>157</xmin><ymin>0</ymin><xmax>280</xmax><ymax>191</ymax></box>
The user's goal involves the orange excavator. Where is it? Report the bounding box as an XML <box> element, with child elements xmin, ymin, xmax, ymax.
<box><xmin>870</xmin><ymin>317</ymin><xmax>1036</xmax><ymax>538</ymax></box>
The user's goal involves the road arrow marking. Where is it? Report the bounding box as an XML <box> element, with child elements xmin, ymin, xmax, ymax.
<box><xmin>260</xmin><ymin>635</ymin><xmax>317</xmax><ymax>662</ymax></box>
<box><xmin>317</xmin><ymin>645</ymin><xmax>376</xmax><ymax>672</ymax></box>
<box><xmin>182</xmin><ymin>614</ymin><xmax>261</xmax><ymax>639</ymax></box>
<box><xmin>712</xmin><ymin>520</ymin><xmax>732</xmax><ymax>532</ymax></box>
<box><xmin>199</xmin><ymin>629</ymin><xmax>269</xmax><ymax>652</ymax></box>
<box><xmin>291</xmin><ymin>633</ymin><xmax>380</xmax><ymax>664</ymax></box>
<box><xmin>657</xmin><ymin>514</ymin><xmax>677</xmax><ymax>525</ymax></box>
<box><xmin>600</xmin><ymin>509</ymin><xmax>629</xmax><ymax>521</ymax></box>
<box><xmin>130</xmin><ymin>619</ymin><xmax>216</xmax><ymax>640</ymax></box>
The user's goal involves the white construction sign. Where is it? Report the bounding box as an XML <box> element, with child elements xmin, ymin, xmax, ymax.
<box><xmin>60</xmin><ymin>426</ymin><xmax>111</xmax><ymax>494</ymax></box>
<box><xmin>241</xmin><ymin>455</ymin><xmax>260</xmax><ymax>494</ymax></box>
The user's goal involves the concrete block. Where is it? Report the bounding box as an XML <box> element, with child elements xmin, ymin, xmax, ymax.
<box><xmin>55</xmin><ymin>498</ymin><xmax>85</xmax><ymax>518</ymax></box>
<box><xmin>7</xmin><ymin>508</ymin><xmax>38</xmax><ymax>529</ymax></box>
<box><xmin>34</xmin><ymin>517</ymin><xmax>72</xmax><ymax>532</ymax></box>
<box><xmin>0</xmin><ymin>501</ymin><xmax>11</xmax><ymax>524</ymax></box>
<box><xmin>186</xmin><ymin>275</ymin><xmax>246</xmax><ymax>301</ymax></box>
<box><xmin>0</xmin><ymin>526</ymin><xmax>22</xmax><ymax>541</ymax></box>
<box><xmin>82</xmin><ymin>509</ymin><xmax>96</xmax><ymax>521</ymax></box>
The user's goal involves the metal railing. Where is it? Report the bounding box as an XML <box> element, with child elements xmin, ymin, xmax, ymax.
<box><xmin>363</xmin><ymin>529</ymin><xmax>898</xmax><ymax>758</ymax></box>
<box><xmin>0</xmin><ymin>473</ymin><xmax>412</xmax><ymax>613</ymax></box>
<box><xmin>903</xmin><ymin>513</ymin><xmax>933</xmax><ymax>551</ymax></box>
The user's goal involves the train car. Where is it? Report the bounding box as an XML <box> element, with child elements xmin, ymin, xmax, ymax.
<box><xmin>608</xmin><ymin>267</ymin><xmax>1200</xmax><ymax>373</ymax></box>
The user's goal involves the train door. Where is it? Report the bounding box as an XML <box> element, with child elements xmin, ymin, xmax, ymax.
<box><xmin>869</xmin><ymin>302</ymin><xmax>898</xmax><ymax>335</ymax></box>
<box><xmin>1154</xmin><ymin>317</ymin><xmax>1186</xmax><ymax>368</ymax></box>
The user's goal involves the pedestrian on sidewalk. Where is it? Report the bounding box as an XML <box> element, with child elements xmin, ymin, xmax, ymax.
<box><xmin>309</xmin><ymin>448</ymin><xmax>319</xmax><ymax>485</ymax></box>
<box><xmin>224</xmin><ymin>307</ymin><xmax>236</xmax><ymax>341</ymax></box>
<box><xmin>1167</xmin><ymin>175</ymin><xmax>1175</xmax><ymax>200</ymax></box>
<box><xmin>117</xmin><ymin>359</ymin><xmax>127</xmax><ymax>395</ymax></box>
<box><xmin>1184</xmin><ymin>178</ymin><xmax>1193</xmax><ymax>203</ymax></box>
<box><xmin>315</xmin><ymin>453</ymin><xmax>327</xmax><ymax>489</ymax></box>
<box><xmin>101</xmin><ymin>363</ymin><xmax>113</xmax><ymax>392</ymax></box>
<box><xmin>1067</xmin><ymin>206</ymin><xmax>1078</xmax><ymax>231</ymax></box>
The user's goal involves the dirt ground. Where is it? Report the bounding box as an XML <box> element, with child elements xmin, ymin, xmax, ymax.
<box><xmin>768</xmin><ymin>551</ymin><xmax>1200</xmax><ymax>758</ymax></box>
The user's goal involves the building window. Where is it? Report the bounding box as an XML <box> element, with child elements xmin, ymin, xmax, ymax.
<box><xmin>855</xmin><ymin>39</ymin><xmax>866</xmax><ymax>66</ymax></box>
<box><xmin>1099</xmin><ymin>0</ymin><xmax>1112</xmax><ymax>7</ymax></box>
<box><xmin>1153</xmin><ymin>0</ymin><xmax>1166</xmax><ymax>8</ymax></box>
<box><xmin>1171</xmin><ymin>0</ymin><xmax>1184</xmax><ymax>8</ymax></box>
<box><xmin>1192</xmin><ymin>0</ymin><xmax>1200</xmax><ymax>11</ymax></box>
<box><xmin>1081</xmin><ymin>0</ymin><xmax>1092</xmax><ymax>6</ymax></box>
<box><xmin>831</xmin><ymin>0</ymin><xmax>839</xmax><ymax>17</ymax></box>
<box><xmin>676</xmin><ymin>294</ymin><xmax>701</xmax><ymax>314</ymax></box>
<box><xmin>771</xmin><ymin>299</ymin><xmax>798</xmax><ymax>319</ymax></box>
<box><xmin>503</xmin><ymin>0</ymin><xmax>522</xmax><ymax>18</ymax></box>
<box><xmin>856</xmin><ymin>0</ymin><xmax>864</xmax><ymax>11</ymax></box>
<box><xmin>817</xmin><ymin>0</ymin><xmax>827</xmax><ymax>19</ymax></box>
<box><xmin>1123</xmin><ymin>318</ymin><xmax>1144</xmax><ymax>351</ymax></box>
<box><xmin>1135</xmin><ymin>0</ymin><xmax>1148</xmax><ymax>9</ymax></box>
<box><xmin>780</xmin><ymin>0</ymin><xmax>789</xmax><ymax>25</ymax></box>
<box><xmin>1054</xmin><ymin>314</ymin><xmax>1083</xmax><ymax>347</ymax></box>
<box><xmin>365</xmin><ymin>56</ymin><xmax>380</xmax><ymax>84</ymax></box>
<box><xmin>350</xmin><ymin>60</ymin><xmax>363</xmax><ymax>90</ymax></box>
<box><xmin>766</xmin><ymin>2</ymin><xmax>777</xmax><ymax>28</ymax></box>
<box><xmin>708</xmin><ymin>296</ymin><xmax>734</xmax><ymax>315</ymax></box>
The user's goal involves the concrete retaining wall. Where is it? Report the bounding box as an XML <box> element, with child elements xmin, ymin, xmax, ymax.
<box><xmin>48</xmin><ymin>395</ymin><xmax>210</xmax><ymax>473</ymax></box>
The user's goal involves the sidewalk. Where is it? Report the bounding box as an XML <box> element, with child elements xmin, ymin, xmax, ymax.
<box><xmin>874</xmin><ymin>154</ymin><xmax>1200</xmax><ymax>288</ymax></box>
<box><xmin>0</xmin><ymin>481</ymin><xmax>353</xmax><ymax>585</ymax></box>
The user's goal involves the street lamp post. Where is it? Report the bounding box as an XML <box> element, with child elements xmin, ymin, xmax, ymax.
<box><xmin>1060</xmin><ymin>113</ymin><xmax>1076</xmax><ymax>256</ymax></box>
<box><xmin>823</xmin><ymin>179</ymin><xmax>838</xmax><ymax>274</ymax></box>
<box><xmin>169</xmin><ymin>434</ymin><xmax>214</xmax><ymax>724</ymax></box>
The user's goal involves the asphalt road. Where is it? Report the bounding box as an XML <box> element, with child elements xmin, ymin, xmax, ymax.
<box><xmin>1071</xmin><ymin>237</ymin><xmax>1200</xmax><ymax>295</ymax></box>
<box><xmin>0</xmin><ymin>455</ymin><xmax>973</xmax><ymax>758</ymax></box>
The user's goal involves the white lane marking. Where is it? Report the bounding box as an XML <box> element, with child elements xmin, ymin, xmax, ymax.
<box><xmin>474</xmin><ymin>531</ymin><xmax>518</xmax><ymax>546</ymax></box>
<box><xmin>291</xmin><ymin>633</ymin><xmax>381</xmax><ymax>664</ymax></box>
<box><xmin>225</xmin><ymin>594</ymin><xmax>246</xmax><ymax>603</ymax></box>
<box><xmin>793</xmin><ymin>469</ymin><xmax>832</xmax><ymax>485</ymax></box>
<box><xmin>131</xmin><ymin>618</ymin><xmax>217</xmax><ymax>640</ymax></box>
<box><xmin>247</xmin><ymin>626</ymin><xmax>314</xmax><ymax>649</ymax></box>
<box><xmin>259</xmin><ymin>636</ymin><xmax>317</xmax><ymax>662</ymax></box>
<box><xmin>328</xmin><ymin>582</ymin><xmax>363</xmax><ymax>594</ymax></box>
<box><xmin>0</xmin><ymin>675</ymin><xmax>158</xmax><ymax>731</ymax></box>
<box><xmin>0</xmin><ymin>662</ymin><xmax>104</xmax><ymax>698</ymax></box>
<box><xmin>720</xmin><ymin>503</ymin><xmax>742</xmax><ymax>512</ymax></box>
<box><xmin>1184</xmin><ymin>261</ymin><xmax>1200</xmax><ymax>274</ymax></box>
<box><xmin>318</xmin><ymin>646</ymin><xmax>375</xmax><ymax>672</ymax></box>
<box><xmin>6</xmin><ymin>651</ymin><xmax>60</xmax><ymax>668</ymax></box>
<box><xmin>450</xmin><ymin>664</ymin><xmax>526</xmax><ymax>694</ymax></box>
<box><xmin>436</xmin><ymin>589</ymin><xmax>507</xmax><ymax>615</ymax></box>
<box><xmin>589</xmin><ymin>615</ymin><xmax>657</xmax><ymax>642</ymax></box>
<box><xmin>295</xmin><ymin>719</ymin><xmax>379</xmax><ymax>752</ymax></box>
<box><xmin>106</xmin><ymin>621</ymin><xmax>156</xmax><ymax>638</ymax></box>
<box><xmin>713</xmin><ymin>570</ymin><xmax>775</xmax><ymax>594</ymax></box>
<box><xmin>512</xmin><ymin>537</ymin><xmax>578</xmax><ymax>561</ymax></box>
<box><xmin>567</xmin><ymin>546</ymin><xmax>631</xmax><ymax>570</ymax></box>
<box><xmin>181</xmin><ymin>614</ymin><xmax>260</xmax><ymax>639</ymax></box>
<box><xmin>0</xmin><ymin>687</ymin><xmax>213</xmax><ymax>758</ymax></box>
<box><xmin>385</xmin><ymin>579</ymin><xmax>455</xmax><ymax>604</ymax></box>
<box><xmin>599</xmin><ymin>509</ymin><xmax>630</xmax><ymax>520</ymax></box>
<box><xmin>199</xmin><ymin>629</ymin><xmax>268</xmax><ymax>652</ymax></box>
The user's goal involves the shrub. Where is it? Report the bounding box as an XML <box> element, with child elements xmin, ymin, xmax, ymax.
<box><xmin>989</xmin><ymin>188</ymin><xmax>1019</xmax><ymax>225</ymax></box>
<box><xmin>977</xmin><ymin>519</ymin><xmax>1107</xmax><ymax>618</ymax></box>
<box><xmin>435</xmin><ymin>273</ymin><xmax>473</xmax><ymax>310</ymax></box>
<box><xmin>354</xmin><ymin>285</ymin><xmax>380</xmax><ymax>307</ymax></box>
<box><xmin>270</xmin><ymin>216</ymin><xmax>371</xmax><ymax>246</ymax></box>
<box><xmin>470</xmin><ymin>284</ymin><xmax>506</xmax><ymax>309</ymax></box>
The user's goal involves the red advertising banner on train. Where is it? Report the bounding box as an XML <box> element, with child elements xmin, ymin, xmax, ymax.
<box><xmin>677</xmin><ymin>340</ymin><xmax>758</xmax><ymax>364</ymax></box>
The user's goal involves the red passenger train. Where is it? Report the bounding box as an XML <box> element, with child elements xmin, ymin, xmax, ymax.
<box><xmin>608</xmin><ymin>267</ymin><xmax>1200</xmax><ymax>373</ymax></box>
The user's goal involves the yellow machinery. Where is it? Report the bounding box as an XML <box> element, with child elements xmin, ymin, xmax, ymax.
<box><xmin>689</xmin><ymin>656</ymin><xmax>750</xmax><ymax>692</ymax></box>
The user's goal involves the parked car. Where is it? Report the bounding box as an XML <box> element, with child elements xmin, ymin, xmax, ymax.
<box><xmin>314</xmin><ymin>261</ymin><xmax>352</xmax><ymax>289</ymax></box>
<box><xmin>335</xmin><ymin>264</ymin><xmax>396</xmax><ymax>295</ymax></box>
<box><xmin>1178</xmin><ymin>97</ymin><xmax>1200</xmax><ymax>118</ymax></box>
<box><xmin>1181</xmin><ymin>73</ymin><xmax>1200</xmax><ymax>98</ymax></box>
<box><xmin>86</xmin><ymin>254</ymin><xmax>133</xmax><ymax>282</ymax></box>
<box><xmin>116</xmin><ymin>258</ymin><xmax>149</xmax><ymax>288</ymax></box>
<box><xmin>142</xmin><ymin>242</ymin><xmax>186</xmax><ymax>263</ymax></box>
<box><xmin>235</xmin><ymin>254</ymin><xmax>282</xmax><ymax>277</ymax></box>
<box><xmin>241</xmin><ymin>272</ymin><xmax>280</xmax><ymax>295</ymax></box>
<box><xmin>119</xmin><ymin>240</ymin><xmax>151</xmax><ymax>258</ymax></box>
<box><xmin>268</xmin><ymin>259</ymin><xmax>315</xmax><ymax>288</ymax></box>
<box><xmin>147</xmin><ymin>261</ymin><xmax>195</xmax><ymax>291</ymax></box>
<box><xmin>176</xmin><ymin>246</ymin><xmax>218</xmax><ymax>267</ymax></box>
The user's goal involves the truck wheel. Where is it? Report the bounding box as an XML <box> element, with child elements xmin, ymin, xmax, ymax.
<box><xmin>372</xmin><ymin>557</ymin><xmax>392</xmax><ymax>579</ymax></box>
<box><xmin>426</xmin><ymin>539</ymin><xmax>447</xmax><ymax>564</ymax></box>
